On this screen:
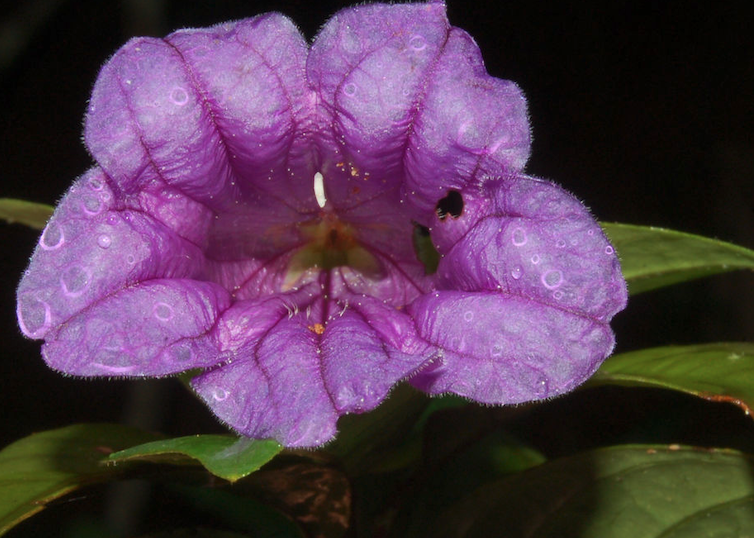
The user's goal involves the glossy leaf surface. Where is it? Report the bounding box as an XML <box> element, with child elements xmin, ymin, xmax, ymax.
<box><xmin>590</xmin><ymin>342</ymin><xmax>754</xmax><ymax>416</ymax></box>
<box><xmin>602</xmin><ymin>223</ymin><xmax>754</xmax><ymax>295</ymax></box>
<box><xmin>0</xmin><ymin>423</ymin><xmax>158</xmax><ymax>535</ymax></box>
<box><xmin>430</xmin><ymin>445</ymin><xmax>754</xmax><ymax>538</ymax></box>
<box><xmin>0</xmin><ymin>198</ymin><xmax>53</xmax><ymax>229</ymax></box>
<box><xmin>108</xmin><ymin>435</ymin><xmax>282</xmax><ymax>483</ymax></box>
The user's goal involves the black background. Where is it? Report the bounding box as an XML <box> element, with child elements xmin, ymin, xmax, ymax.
<box><xmin>1</xmin><ymin>0</ymin><xmax>753</xmax><ymax>454</ymax></box>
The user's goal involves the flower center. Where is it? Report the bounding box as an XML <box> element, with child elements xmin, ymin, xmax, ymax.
<box><xmin>282</xmin><ymin>172</ymin><xmax>382</xmax><ymax>289</ymax></box>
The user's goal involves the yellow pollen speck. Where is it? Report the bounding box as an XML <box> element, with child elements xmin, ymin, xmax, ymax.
<box><xmin>308</xmin><ymin>323</ymin><xmax>325</xmax><ymax>335</ymax></box>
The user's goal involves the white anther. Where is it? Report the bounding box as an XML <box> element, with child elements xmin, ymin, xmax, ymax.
<box><xmin>314</xmin><ymin>172</ymin><xmax>327</xmax><ymax>208</ymax></box>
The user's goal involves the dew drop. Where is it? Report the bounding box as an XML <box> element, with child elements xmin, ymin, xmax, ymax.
<box><xmin>605</xmin><ymin>245</ymin><xmax>615</xmax><ymax>255</ymax></box>
<box><xmin>126</xmin><ymin>255</ymin><xmax>136</xmax><ymax>264</ymax></box>
<box><xmin>17</xmin><ymin>296</ymin><xmax>51</xmax><ymax>337</ymax></box>
<box><xmin>97</xmin><ymin>234</ymin><xmax>112</xmax><ymax>249</ymax></box>
<box><xmin>409</xmin><ymin>34</ymin><xmax>427</xmax><ymax>50</ymax></box>
<box><xmin>530</xmin><ymin>254</ymin><xmax>541</xmax><ymax>265</ymax></box>
<box><xmin>587</xmin><ymin>229</ymin><xmax>595</xmax><ymax>236</ymax></box>
<box><xmin>60</xmin><ymin>265</ymin><xmax>91</xmax><ymax>297</ymax></box>
<box><xmin>88</xmin><ymin>177</ymin><xmax>104</xmax><ymax>191</ymax></box>
<box><xmin>170</xmin><ymin>87</ymin><xmax>189</xmax><ymax>105</ymax></box>
<box><xmin>511</xmin><ymin>227</ymin><xmax>527</xmax><ymax>246</ymax></box>
<box><xmin>40</xmin><ymin>221</ymin><xmax>64</xmax><ymax>250</ymax></box>
<box><xmin>153</xmin><ymin>302</ymin><xmax>174</xmax><ymax>321</ymax></box>
<box><xmin>491</xmin><ymin>344</ymin><xmax>503</xmax><ymax>357</ymax></box>
<box><xmin>463</xmin><ymin>311</ymin><xmax>474</xmax><ymax>322</ymax></box>
<box><xmin>542</xmin><ymin>269</ymin><xmax>563</xmax><ymax>290</ymax></box>
<box><xmin>511</xmin><ymin>266</ymin><xmax>523</xmax><ymax>280</ymax></box>
<box><xmin>212</xmin><ymin>388</ymin><xmax>229</xmax><ymax>401</ymax></box>
<box><xmin>553</xmin><ymin>290</ymin><xmax>563</xmax><ymax>300</ymax></box>
<box><xmin>556</xmin><ymin>239</ymin><xmax>566</xmax><ymax>248</ymax></box>
<box><xmin>82</xmin><ymin>195</ymin><xmax>102</xmax><ymax>215</ymax></box>
<box><xmin>534</xmin><ymin>377</ymin><xmax>549</xmax><ymax>397</ymax></box>
<box><xmin>343</xmin><ymin>83</ymin><xmax>357</xmax><ymax>97</ymax></box>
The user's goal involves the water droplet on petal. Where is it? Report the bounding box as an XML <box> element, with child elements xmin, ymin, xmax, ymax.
<box><xmin>60</xmin><ymin>265</ymin><xmax>91</xmax><ymax>297</ymax></box>
<box><xmin>587</xmin><ymin>229</ymin><xmax>595</xmax><ymax>236</ymax></box>
<box><xmin>170</xmin><ymin>87</ymin><xmax>189</xmax><ymax>105</ymax></box>
<box><xmin>40</xmin><ymin>221</ymin><xmax>64</xmax><ymax>250</ymax></box>
<box><xmin>553</xmin><ymin>290</ymin><xmax>563</xmax><ymax>300</ymax></box>
<box><xmin>343</xmin><ymin>83</ymin><xmax>357</xmax><ymax>97</ymax></box>
<box><xmin>556</xmin><ymin>239</ymin><xmax>566</xmax><ymax>248</ymax></box>
<box><xmin>605</xmin><ymin>245</ymin><xmax>615</xmax><ymax>255</ymax></box>
<box><xmin>530</xmin><ymin>254</ymin><xmax>540</xmax><ymax>265</ymax></box>
<box><xmin>82</xmin><ymin>195</ymin><xmax>102</xmax><ymax>215</ymax></box>
<box><xmin>409</xmin><ymin>34</ymin><xmax>427</xmax><ymax>50</ymax></box>
<box><xmin>212</xmin><ymin>388</ymin><xmax>229</xmax><ymax>401</ymax></box>
<box><xmin>88</xmin><ymin>177</ymin><xmax>103</xmax><ymax>191</ymax></box>
<box><xmin>463</xmin><ymin>311</ymin><xmax>474</xmax><ymax>322</ymax></box>
<box><xmin>126</xmin><ymin>255</ymin><xmax>136</xmax><ymax>264</ymax></box>
<box><xmin>511</xmin><ymin>266</ymin><xmax>523</xmax><ymax>280</ymax></box>
<box><xmin>97</xmin><ymin>234</ymin><xmax>111</xmax><ymax>249</ymax></box>
<box><xmin>534</xmin><ymin>376</ymin><xmax>549</xmax><ymax>397</ymax></box>
<box><xmin>542</xmin><ymin>269</ymin><xmax>563</xmax><ymax>289</ymax></box>
<box><xmin>491</xmin><ymin>344</ymin><xmax>503</xmax><ymax>357</ymax></box>
<box><xmin>511</xmin><ymin>227</ymin><xmax>527</xmax><ymax>246</ymax></box>
<box><xmin>17</xmin><ymin>296</ymin><xmax>51</xmax><ymax>337</ymax></box>
<box><xmin>153</xmin><ymin>302</ymin><xmax>173</xmax><ymax>321</ymax></box>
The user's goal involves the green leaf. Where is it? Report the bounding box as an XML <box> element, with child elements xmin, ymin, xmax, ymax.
<box><xmin>0</xmin><ymin>198</ymin><xmax>53</xmax><ymax>229</ymax></box>
<box><xmin>430</xmin><ymin>445</ymin><xmax>754</xmax><ymax>538</ymax></box>
<box><xmin>602</xmin><ymin>222</ymin><xmax>754</xmax><ymax>294</ymax></box>
<box><xmin>108</xmin><ymin>435</ymin><xmax>282</xmax><ymax>483</ymax></box>
<box><xmin>0</xmin><ymin>423</ymin><xmax>159</xmax><ymax>536</ymax></box>
<box><xmin>590</xmin><ymin>343</ymin><xmax>754</xmax><ymax>416</ymax></box>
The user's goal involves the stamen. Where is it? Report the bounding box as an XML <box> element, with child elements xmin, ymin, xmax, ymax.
<box><xmin>314</xmin><ymin>172</ymin><xmax>327</xmax><ymax>208</ymax></box>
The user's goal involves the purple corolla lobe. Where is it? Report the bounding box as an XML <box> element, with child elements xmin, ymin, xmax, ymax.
<box><xmin>16</xmin><ymin>2</ymin><xmax>627</xmax><ymax>447</ymax></box>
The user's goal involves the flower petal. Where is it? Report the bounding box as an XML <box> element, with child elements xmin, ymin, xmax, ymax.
<box><xmin>408</xmin><ymin>175</ymin><xmax>627</xmax><ymax>401</ymax></box>
<box><xmin>308</xmin><ymin>2</ymin><xmax>529</xmax><ymax>215</ymax></box>
<box><xmin>321</xmin><ymin>299</ymin><xmax>431</xmax><ymax>413</ymax></box>
<box><xmin>193</xmin><ymin>304</ymin><xmax>338</xmax><ymax>447</ymax></box>
<box><xmin>16</xmin><ymin>168</ymin><xmax>206</xmax><ymax>340</ymax></box>
<box><xmin>432</xmin><ymin>176</ymin><xmax>627</xmax><ymax>320</ymax></box>
<box><xmin>408</xmin><ymin>291</ymin><xmax>615</xmax><ymax>402</ymax></box>
<box><xmin>308</xmin><ymin>2</ymin><xmax>450</xmax><ymax>208</ymax></box>
<box><xmin>403</xmin><ymin>29</ymin><xmax>530</xmax><ymax>212</ymax></box>
<box><xmin>85</xmin><ymin>14</ymin><xmax>318</xmax><ymax>210</ymax></box>
<box><xmin>195</xmin><ymin>288</ymin><xmax>430</xmax><ymax>446</ymax></box>
<box><xmin>42</xmin><ymin>279</ymin><xmax>230</xmax><ymax>376</ymax></box>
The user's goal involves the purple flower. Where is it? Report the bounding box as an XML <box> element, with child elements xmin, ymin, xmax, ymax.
<box><xmin>16</xmin><ymin>2</ymin><xmax>627</xmax><ymax>447</ymax></box>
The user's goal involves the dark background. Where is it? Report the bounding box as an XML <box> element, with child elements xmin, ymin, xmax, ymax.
<box><xmin>1</xmin><ymin>0</ymin><xmax>753</xmax><ymax>453</ymax></box>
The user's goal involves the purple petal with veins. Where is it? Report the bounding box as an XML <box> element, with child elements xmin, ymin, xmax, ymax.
<box><xmin>17</xmin><ymin>3</ymin><xmax>627</xmax><ymax>447</ymax></box>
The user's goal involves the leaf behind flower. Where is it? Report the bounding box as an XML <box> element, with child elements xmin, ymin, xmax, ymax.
<box><xmin>108</xmin><ymin>435</ymin><xmax>282</xmax><ymax>483</ymax></box>
<box><xmin>0</xmin><ymin>198</ymin><xmax>53</xmax><ymax>229</ymax></box>
<box><xmin>590</xmin><ymin>342</ymin><xmax>754</xmax><ymax>417</ymax></box>
<box><xmin>0</xmin><ymin>423</ymin><xmax>158</xmax><ymax>536</ymax></box>
<box><xmin>430</xmin><ymin>445</ymin><xmax>754</xmax><ymax>538</ymax></box>
<box><xmin>602</xmin><ymin>223</ymin><xmax>754</xmax><ymax>295</ymax></box>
